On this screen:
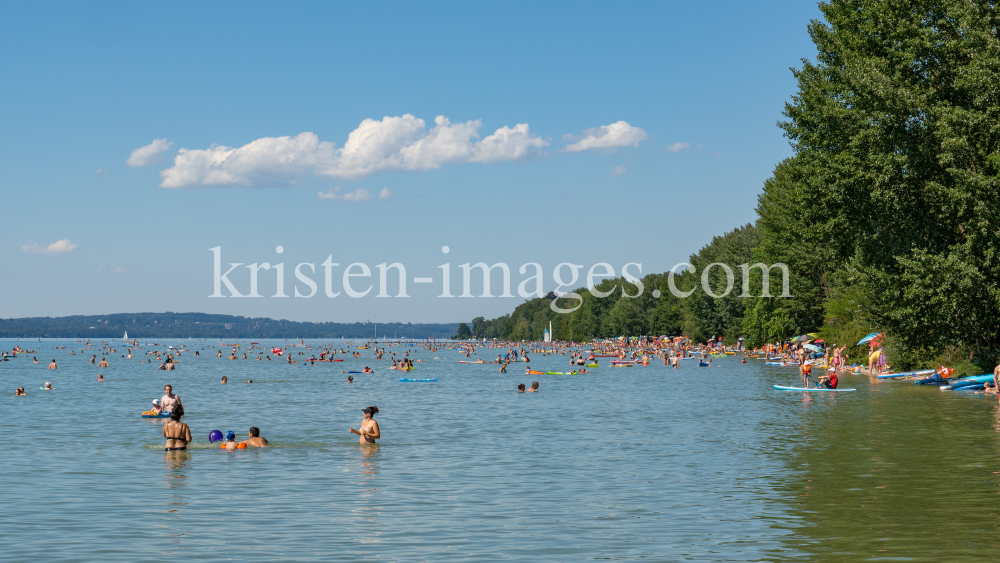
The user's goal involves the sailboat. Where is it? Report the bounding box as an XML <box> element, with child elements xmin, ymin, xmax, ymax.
<box><xmin>123</xmin><ymin>331</ymin><xmax>128</xmax><ymax>341</ymax></box>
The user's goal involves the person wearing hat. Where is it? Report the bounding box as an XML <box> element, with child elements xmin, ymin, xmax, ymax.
<box><xmin>225</xmin><ymin>431</ymin><xmax>239</xmax><ymax>450</ymax></box>
<box><xmin>350</xmin><ymin>406</ymin><xmax>380</xmax><ymax>444</ymax></box>
<box><xmin>43</xmin><ymin>382</ymin><xmax>54</xmax><ymax>390</ymax></box>
<box><xmin>150</xmin><ymin>399</ymin><xmax>162</xmax><ymax>414</ymax></box>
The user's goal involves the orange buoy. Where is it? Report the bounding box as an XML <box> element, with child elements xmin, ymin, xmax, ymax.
<box><xmin>237</xmin><ymin>443</ymin><xmax>247</xmax><ymax>449</ymax></box>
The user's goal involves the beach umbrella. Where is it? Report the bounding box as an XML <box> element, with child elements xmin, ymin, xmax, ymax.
<box><xmin>793</xmin><ymin>334</ymin><xmax>812</xmax><ymax>343</ymax></box>
<box><xmin>803</xmin><ymin>343</ymin><xmax>821</xmax><ymax>352</ymax></box>
<box><xmin>857</xmin><ymin>332</ymin><xmax>881</xmax><ymax>346</ymax></box>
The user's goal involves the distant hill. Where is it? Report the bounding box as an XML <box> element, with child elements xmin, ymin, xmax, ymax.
<box><xmin>0</xmin><ymin>312</ymin><xmax>459</xmax><ymax>339</ymax></box>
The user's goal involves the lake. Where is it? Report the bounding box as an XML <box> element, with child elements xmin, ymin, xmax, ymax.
<box><xmin>2</xmin><ymin>339</ymin><xmax>998</xmax><ymax>562</ymax></box>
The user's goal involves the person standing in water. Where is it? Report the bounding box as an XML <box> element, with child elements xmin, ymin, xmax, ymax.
<box><xmin>48</xmin><ymin>359</ymin><xmax>57</xmax><ymax>369</ymax></box>
<box><xmin>350</xmin><ymin>406</ymin><xmax>380</xmax><ymax>444</ymax></box>
<box><xmin>161</xmin><ymin>385</ymin><xmax>181</xmax><ymax>414</ymax></box>
<box><xmin>163</xmin><ymin>406</ymin><xmax>191</xmax><ymax>451</ymax></box>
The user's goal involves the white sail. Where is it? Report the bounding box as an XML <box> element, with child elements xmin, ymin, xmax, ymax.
<box><xmin>123</xmin><ymin>331</ymin><xmax>128</xmax><ymax>340</ymax></box>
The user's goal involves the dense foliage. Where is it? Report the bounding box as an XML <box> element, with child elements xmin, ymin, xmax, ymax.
<box><xmin>470</xmin><ymin>0</ymin><xmax>1000</xmax><ymax>371</ymax></box>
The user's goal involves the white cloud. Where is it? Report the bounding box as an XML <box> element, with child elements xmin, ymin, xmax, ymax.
<box><xmin>95</xmin><ymin>168</ymin><xmax>109</xmax><ymax>177</ymax></box>
<box><xmin>159</xmin><ymin>115</ymin><xmax>548</xmax><ymax>188</ymax></box>
<box><xmin>665</xmin><ymin>142</ymin><xmax>691</xmax><ymax>153</ymax></box>
<box><xmin>611</xmin><ymin>165</ymin><xmax>628</xmax><ymax>177</ymax></box>
<box><xmin>127</xmin><ymin>138</ymin><xmax>173</xmax><ymax>167</ymax></box>
<box><xmin>114</xmin><ymin>266</ymin><xmax>130</xmax><ymax>274</ymax></box>
<box><xmin>379</xmin><ymin>187</ymin><xmax>392</xmax><ymax>199</ymax></box>
<box><xmin>96</xmin><ymin>264</ymin><xmax>106</xmax><ymax>273</ymax></box>
<box><xmin>564</xmin><ymin>121</ymin><xmax>647</xmax><ymax>152</ymax></box>
<box><xmin>22</xmin><ymin>239</ymin><xmax>79</xmax><ymax>255</ymax></box>
<box><xmin>317</xmin><ymin>187</ymin><xmax>373</xmax><ymax>201</ymax></box>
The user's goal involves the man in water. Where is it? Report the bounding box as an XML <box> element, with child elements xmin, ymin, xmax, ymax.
<box><xmin>48</xmin><ymin>359</ymin><xmax>57</xmax><ymax>369</ymax></box>
<box><xmin>98</xmin><ymin>357</ymin><xmax>109</xmax><ymax>368</ymax></box>
<box><xmin>161</xmin><ymin>385</ymin><xmax>181</xmax><ymax>414</ymax></box>
<box><xmin>241</xmin><ymin>427</ymin><xmax>268</xmax><ymax>447</ymax></box>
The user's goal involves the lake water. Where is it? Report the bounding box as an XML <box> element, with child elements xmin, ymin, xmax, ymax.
<box><xmin>2</xmin><ymin>339</ymin><xmax>999</xmax><ymax>562</ymax></box>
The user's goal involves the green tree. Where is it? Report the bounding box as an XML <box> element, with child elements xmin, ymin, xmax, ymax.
<box><xmin>453</xmin><ymin>323</ymin><xmax>473</xmax><ymax>340</ymax></box>
<box><xmin>774</xmin><ymin>0</ymin><xmax>1000</xmax><ymax>365</ymax></box>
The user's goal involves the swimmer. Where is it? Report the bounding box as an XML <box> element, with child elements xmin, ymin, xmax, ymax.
<box><xmin>48</xmin><ymin>359</ymin><xmax>57</xmax><ymax>369</ymax></box>
<box><xmin>350</xmin><ymin>406</ymin><xmax>380</xmax><ymax>444</ymax></box>
<box><xmin>221</xmin><ymin>375</ymin><xmax>228</xmax><ymax>384</ymax></box>
<box><xmin>163</xmin><ymin>406</ymin><xmax>191</xmax><ymax>451</ymax></box>
<box><xmin>98</xmin><ymin>374</ymin><xmax>104</xmax><ymax>382</ymax></box>
<box><xmin>527</xmin><ymin>381</ymin><xmax>539</xmax><ymax>392</ymax></box>
<box><xmin>158</xmin><ymin>362</ymin><xmax>167</xmax><ymax>370</ymax></box>
<box><xmin>98</xmin><ymin>357</ymin><xmax>109</xmax><ymax>368</ymax></box>
<box><xmin>241</xmin><ymin>427</ymin><xmax>268</xmax><ymax>447</ymax></box>
<box><xmin>518</xmin><ymin>383</ymin><xmax>526</xmax><ymax>393</ymax></box>
<box><xmin>362</xmin><ymin>367</ymin><xmax>373</xmax><ymax>373</ymax></box>
<box><xmin>15</xmin><ymin>387</ymin><xmax>25</xmax><ymax>395</ymax></box>
<box><xmin>247</xmin><ymin>379</ymin><xmax>252</xmax><ymax>384</ymax></box>
<box><xmin>224</xmin><ymin>430</ymin><xmax>238</xmax><ymax>450</ymax></box>
<box><xmin>33</xmin><ymin>357</ymin><xmax>38</xmax><ymax>364</ymax></box>
<box><xmin>161</xmin><ymin>385</ymin><xmax>181</xmax><ymax>414</ymax></box>
<box><xmin>150</xmin><ymin>399</ymin><xmax>162</xmax><ymax>414</ymax></box>
<box><xmin>43</xmin><ymin>382</ymin><xmax>54</xmax><ymax>390</ymax></box>
<box><xmin>347</xmin><ymin>375</ymin><xmax>354</xmax><ymax>383</ymax></box>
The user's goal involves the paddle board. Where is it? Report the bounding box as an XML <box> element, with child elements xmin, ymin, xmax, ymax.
<box><xmin>877</xmin><ymin>369</ymin><xmax>936</xmax><ymax>379</ymax></box>
<box><xmin>399</xmin><ymin>378</ymin><xmax>437</xmax><ymax>382</ymax></box>
<box><xmin>773</xmin><ymin>385</ymin><xmax>856</xmax><ymax>391</ymax></box>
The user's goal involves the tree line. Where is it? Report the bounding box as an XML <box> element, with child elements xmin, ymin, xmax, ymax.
<box><xmin>0</xmin><ymin>312</ymin><xmax>458</xmax><ymax>340</ymax></box>
<box><xmin>466</xmin><ymin>0</ymin><xmax>1000</xmax><ymax>373</ymax></box>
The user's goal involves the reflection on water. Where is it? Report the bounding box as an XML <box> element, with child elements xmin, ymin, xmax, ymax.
<box><xmin>162</xmin><ymin>450</ymin><xmax>190</xmax><ymax>515</ymax></box>
<box><xmin>355</xmin><ymin>444</ymin><xmax>381</xmax><ymax>534</ymax></box>
<box><xmin>771</xmin><ymin>378</ymin><xmax>1000</xmax><ymax>562</ymax></box>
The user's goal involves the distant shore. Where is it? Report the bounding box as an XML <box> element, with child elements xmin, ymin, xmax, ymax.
<box><xmin>0</xmin><ymin>312</ymin><xmax>459</xmax><ymax>339</ymax></box>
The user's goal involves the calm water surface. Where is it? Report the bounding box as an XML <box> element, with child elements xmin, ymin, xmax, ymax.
<box><xmin>2</xmin><ymin>339</ymin><xmax>999</xmax><ymax>562</ymax></box>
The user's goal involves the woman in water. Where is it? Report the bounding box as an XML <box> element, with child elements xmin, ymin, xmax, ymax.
<box><xmin>163</xmin><ymin>405</ymin><xmax>192</xmax><ymax>451</ymax></box>
<box><xmin>350</xmin><ymin>406</ymin><xmax>380</xmax><ymax>444</ymax></box>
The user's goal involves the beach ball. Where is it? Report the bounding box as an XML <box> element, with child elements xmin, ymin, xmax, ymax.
<box><xmin>208</xmin><ymin>430</ymin><xmax>223</xmax><ymax>443</ymax></box>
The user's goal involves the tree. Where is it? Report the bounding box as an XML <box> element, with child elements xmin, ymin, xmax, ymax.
<box><xmin>453</xmin><ymin>323</ymin><xmax>473</xmax><ymax>340</ymax></box>
<box><xmin>774</xmin><ymin>0</ymin><xmax>1000</xmax><ymax>365</ymax></box>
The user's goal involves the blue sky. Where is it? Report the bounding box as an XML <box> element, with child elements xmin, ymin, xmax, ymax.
<box><xmin>0</xmin><ymin>1</ymin><xmax>821</xmax><ymax>323</ymax></box>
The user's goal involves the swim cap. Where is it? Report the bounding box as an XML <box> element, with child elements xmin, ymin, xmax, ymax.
<box><xmin>226</xmin><ymin>431</ymin><xmax>235</xmax><ymax>441</ymax></box>
<box><xmin>208</xmin><ymin>430</ymin><xmax>223</xmax><ymax>443</ymax></box>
